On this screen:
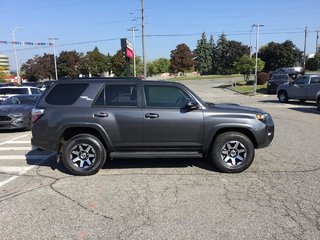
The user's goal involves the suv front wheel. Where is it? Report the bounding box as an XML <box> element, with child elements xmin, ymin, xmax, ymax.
<box><xmin>61</xmin><ymin>134</ymin><xmax>106</xmax><ymax>176</ymax></box>
<box><xmin>211</xmin><ymin>132</ymin><xmax>254</xmax><ymax>173</ymax></box>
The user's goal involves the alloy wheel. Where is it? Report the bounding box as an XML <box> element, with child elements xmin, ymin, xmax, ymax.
<box><xmin>70</xmin><ymin>143</ymin><xmax>96</xmax><ymax>169</ymax></box>
<box><xmin>220</xmin><ymin>141</ymin><xmax>247</xmax><ymax>166</ymax></box>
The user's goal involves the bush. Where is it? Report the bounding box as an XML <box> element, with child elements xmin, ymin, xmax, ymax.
<box><xmin>257</xmin><ymin>72</ymin><xmax>270</xmax><ymax>85</ymax></box>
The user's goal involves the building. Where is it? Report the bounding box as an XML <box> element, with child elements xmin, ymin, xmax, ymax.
<box><xmin>0</xmin><ymin>55</ymin><xmax>9</xmax><ymax>73</ymax></box>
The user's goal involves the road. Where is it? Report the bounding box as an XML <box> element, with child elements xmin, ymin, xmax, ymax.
<box><xmin>0</xmin><ymin>79</ymin><xmax>319</xmax><ymax>240</ymax></box>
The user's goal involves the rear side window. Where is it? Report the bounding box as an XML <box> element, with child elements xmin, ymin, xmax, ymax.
<box><xmin>45</xmin><ymin>83</ymin><xmax>88</xmax><ymax>105</ymax></box>
<box><xmin>0</xmin><ymin>88</ymin><xmax>28</xmax><ymax>94</ymax></box>
<box><xmin>31</xmin><ymin>88</ymin><xmax>42</xmax><ymax>94</ymax></box>
<box><xmin>94</xmin><ymin>85</ymin><xmax>137</xmax><ymax>107</ymax></box>
<box><xmin>310</xmin><ymin>77</ymin><xmax>320</xmax><ymax>84</ymax></box>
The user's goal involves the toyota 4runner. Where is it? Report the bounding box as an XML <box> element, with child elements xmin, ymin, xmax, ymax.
<box><xmin>31</xmin><ymin>78</ymin><xmax>274</xmax><ymax>175</ymax></box>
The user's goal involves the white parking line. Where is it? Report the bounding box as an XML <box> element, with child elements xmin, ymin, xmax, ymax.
<box><xmin>0</xmin><ymin>155</ymin><xmax>47</xmax><ymax>160</ymax></box>
<box><xmin>0</xmin><ymin>166</ymin><xmax>34</xmax><ymax>188</ymax></box>
<box><xmin>0</xmin><ymin>147</ymin><xmax>31</xmax><ymax>151</ymax></box>
<box><xmin>0</xmin><ymin>134</ymin><xmax>29</xmax><ymax>146</ymax></box>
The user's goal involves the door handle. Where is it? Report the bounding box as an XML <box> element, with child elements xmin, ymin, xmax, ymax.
<box><xmin>145</xmin><ymin>113</ymin><xmax>159</xmax><ymax>119</ymax></box>
<box><xmin>93</xmin><ymin>112</ymin><xmax>108</xmax><ymax>118</ymax></box>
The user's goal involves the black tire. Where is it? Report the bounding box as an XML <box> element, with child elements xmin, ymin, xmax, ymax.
<box><xmin>317</xmin><ymin>98</ymin><xmax>320</xmax><ymax>111</ymax></box>
<box><xmin>211</xmin><ymin>132</ymin><xmax>255</xmax><ymax>173</ymax></box>
<box><xmin>61</xmin><ymin>134</ymin><xmax>106</xmax><ymax>176</ymax></box>
<box><xmin>278</xmin><ymin>91</ymin><xmax>288</xmax><ymax>103</ymax></box>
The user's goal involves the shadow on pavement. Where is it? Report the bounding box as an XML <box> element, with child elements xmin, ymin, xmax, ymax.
<box><xmin>25</xmin><ymin>149</ymin><xmax>69</xmax><ymax>174</ymax></box>
<box><xmin>259</xmin><ymin>100</ymin><xmax>316</xmax><ymax>106</ymax></box>
<box><xmin>103</xmin><ymin>157</ymin><xmax>217</xmax><ymax>172</ymax></box>
<box><xmin>288</xmin><ymin>107</ymin><xmax>319</xmax><ymax>115</ymax></box>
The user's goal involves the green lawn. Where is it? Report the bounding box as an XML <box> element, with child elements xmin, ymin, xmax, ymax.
<box><xmin>226</xmin><ymin>81</ymin><xmax>268</xmax><ymax>95</ymax></box>
<box><xmin>172</xmin><ymin>74</ymin><xmax>242</xmax><ymax>81</ymax></box>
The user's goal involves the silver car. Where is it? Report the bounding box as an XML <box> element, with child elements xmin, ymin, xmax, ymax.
<box><xmin>277</xmin><ymin>74</ymin><xmax>320</xmax><ymax>103</ymax></box>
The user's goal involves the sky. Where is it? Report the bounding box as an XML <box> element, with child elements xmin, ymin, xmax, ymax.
<box><xmin>0</xmin><ymin>0</ymin><xmax>319</xmax><ymax>71</ymax></box>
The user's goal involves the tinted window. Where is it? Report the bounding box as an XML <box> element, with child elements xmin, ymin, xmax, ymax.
<box><xmin>3</xmin><ymin>95</ymin><xmax>39</xmax><ymax>105</ymax></box>
<box><xmin>31</xmin><ymin>88</ymin><xmax>42</xmax><ymax>94</ymax></box>
<box><xmin>94</xmin><ymin>85</ymin><xmax>137</xmax><ymax>107</ymax></box>
<box><xmin>293</xmin><ymin>77</ymin><xmax>308</xmax><ymax>85</ymax></box>
<box><xmin>144</xmin><ymin>85</ymin><xmax>192</xmax><ymax>108</ymax></box>
<box><xmin>45</xmin><ymin>83</ymin><xmax>88</xmax><ymax>105</ymax></box>
<box><xmin>310</xmin><ymin>77</ymin><xmax>320</xmax><ymax>84</ymax></box>
<box><xmin>0</xmin><ymin>88</ymin><xmax>28</xmax><ymax>94</ymax></box>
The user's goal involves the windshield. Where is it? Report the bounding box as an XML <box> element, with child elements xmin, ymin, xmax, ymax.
<box><xmin>2</xmin><ymin>95</ymin><xmax>39</xmax><ymax>105</ymax></box>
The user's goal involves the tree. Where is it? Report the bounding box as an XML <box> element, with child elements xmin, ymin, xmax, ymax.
<box><xmin>21</xmin><ymin>54</ymin><xmax>55</xmax><ymax>81</ymax></box>
<box><xmin>170</xmin><ymin>43</ymin><xmax>194</xmax><ymax>75</ymax></box>
<box><xmin>147</xmin><ymin>58</ymin><xmax>170</xmax><ymax>75</ymax></box>
<box><xmin>194</xmin><ymin>32</ymin><xmax>212</xmax><ymax>75</ymax></box>
<box><xmin>111</xmin><ymin>50</ymin><xmax>126</xmax><ymax>76</ymax></box>
<box><xmin>259</xmin><ymin>40</ymin><xmax>302</xmax><ymax>71</ymax></box>
<box><xmin>85</xmin><ymin>47</ymin><xmax>108</xmax><ymax>76</ymax></box>
<box><xmin>305</xmin><ymin>52</ymin><xmax>320</xmax><ymax>71</ymax></box>
<box><xmin>0</xmin><ymin>66</ymin><xmax>9</xmax><ymax>82</ymax></box>
<box><xmin>234</xmin><ymin>55</ymin><xmax>265</xmax><ymax>82</ymax></box>
<box><xmin>209</xmin><ymin>34</ymin><xmax>218</xmax><ymax>74</ymax></box>
<box><xmin>57</xmin><ymin>50</ymin><xmax>81</xmax><ymax>77</ymax></box>
<box><xmin>216</xmin><ymin>33</ymin><xmax>229</xmax><ymax>74</ymax></box>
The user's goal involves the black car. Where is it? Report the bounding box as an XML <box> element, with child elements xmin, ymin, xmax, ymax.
<box><xmin>31</xmin><ymin>78</ymin><xmax>274</xmax><ymax>176</ymax></box>
<box><xmin>267</xmin><ymin>74</ymin><xmax>291</xmax><ymax>94</ymax></box>
<box><xmin>0</xmin><ymin>94</ymin><xmax>40</xmax><ymax>131</ymax></box>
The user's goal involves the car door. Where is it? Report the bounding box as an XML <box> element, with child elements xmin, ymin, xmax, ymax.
<box><xmin>142</xmin><ymin>84</ymin><xmax>204</xmax><ymax>149</ymax></box>
<box><xmin>307</xmin><ymin>77</ymin><xmax>320</xmax><ymax>100</ymax></box>
<box><xmin>288</xmin><ymin>76</ymin><xmax>309</xmax><ymax>99</ymax></box>
<box><xmin>91</xmin><ymin>83</ymin><xmax>143</xmax><ymax>149</ymax></box>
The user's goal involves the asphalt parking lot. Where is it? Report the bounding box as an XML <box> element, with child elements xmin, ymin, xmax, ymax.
<box><xmin>0</xmin><ymin>79</ymin><xmax>319</xmax><ymax>240</ymax></box>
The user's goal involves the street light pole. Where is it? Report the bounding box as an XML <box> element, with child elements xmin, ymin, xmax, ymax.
<box><xmin>49</xmin><ymin>37</ymin><xmax>58</xmax><ymax>80</ymax></box>
<box><xmin>128</xmin><ymin>27</ymin><xmax>139</xmax><ymax>77</ymax></box>
<box><xmin>141</xmin><ymin>0</ymin><xmax>146</xmax><ymax>79</ymax></box>
<box><xmin>12</xmin><ymin>27</ymin><xmax>22</xmax><ymax>83</ymax></box>
<box><xmin>252</xmin><ymin>24</ymin><xmax>264</xmax><ymax>95</ymax></box>
<box><xmin>249</xmin><ymin>25</ymin><xmax>254</xmax><ymax>57</ymax></box>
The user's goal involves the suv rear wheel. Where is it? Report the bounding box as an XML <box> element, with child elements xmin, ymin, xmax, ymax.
<box><xmin>211</xmin><ymin>132</ymin><xmax>254</xmax><ymax>173</ymax></box>
<box><xmin>61</xmin><ymin>134</ymin><xmax>106</xmax><ymax>176</ymax></box>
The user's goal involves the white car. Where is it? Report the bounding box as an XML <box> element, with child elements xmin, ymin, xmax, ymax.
<box><xmin>0</xmin><ymin>86</ymin><xmax>43</xmax><ymax>102</ymax></box>
<box><xmin>317</xmin><ymin>90</ymin><xmax>320</xmax><ymax>111</ymax></box>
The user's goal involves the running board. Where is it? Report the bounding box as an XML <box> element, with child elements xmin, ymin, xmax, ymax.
<box><xmin>110</xmin><ymin>151</ymin><xmax>203</xmax><ymax>159</ymax></box>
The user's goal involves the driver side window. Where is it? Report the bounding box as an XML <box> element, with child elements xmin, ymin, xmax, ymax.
<box><xmin>144</xmin><ymin>85</ymin><xmax>192</xmax><ymax>108</ymax></box>
<box><xmin>293</xmin><ymin>76</ymin><xmax>308</xmax><ymax>85</ymax></box>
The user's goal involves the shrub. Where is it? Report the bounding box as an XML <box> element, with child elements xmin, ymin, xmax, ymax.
<box><xmin>257</xmin><ymin>72</ymin><xmax>270</xmax><ymax>85</ymax></box>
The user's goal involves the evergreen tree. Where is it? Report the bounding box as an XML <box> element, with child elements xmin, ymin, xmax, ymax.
<box><xmin>209</xmin><ymin>34</ymin><xmax>218</xmax><ymax>74</ymax></box>
<box><xmin>194</xmin><ymin>32</ymin><xmax>212</xmax><ymax>75</ymax></box>
<box><xmin>216</xmin><ymin>33</ymin><xmax>229</xmax><ymax>74</ymax></box>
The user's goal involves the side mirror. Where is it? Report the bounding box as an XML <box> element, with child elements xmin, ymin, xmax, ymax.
<box><xmin>185</xmin><ymin>100</ymin><xmax>199</xmax><ymax>110</ymax></box>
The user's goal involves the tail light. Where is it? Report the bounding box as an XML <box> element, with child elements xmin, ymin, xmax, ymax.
<box><xmin>32</xmin><ymin>108</ymin><xmax>45</xmax><ymax>124</ymax></box>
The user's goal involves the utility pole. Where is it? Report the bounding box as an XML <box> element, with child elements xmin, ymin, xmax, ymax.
<box><xmin>249</xmin><ymin>25</ymin><xmax>254</xmax><ymax>57</ymax></box>
<box><xmin>252</xmin><ymin>24</ymin><xmax>264</xmax><ymax>95</ymax></box>
<box><xmin>128</xmin><ymin>27</ymin><xmax>139</xmax><ymax>77</ymax></box>
<box><xmin>141</xmin><ymin>0</ymin><xmax>146</xmax><ymax>79</ymax></box>
<box><xmin>12</xmin><ymin>27</ymin><xmax>22</xmax><ymax>84</ymax></box>
<box><xmin>303</xmin><ymin>26</ymin><xmax>307</xmax><ymax>69</ymax></box>
<box><xmin>49</xmin><ymin>37</ymin><xmax>58</xmax><ymax>80</ymax></box>
<box><xmin>316</xmin><ymin>30</ymin><xmax>319</xmax><ymax>54</ymax></box>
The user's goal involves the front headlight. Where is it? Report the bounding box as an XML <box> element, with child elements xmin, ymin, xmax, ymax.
<box><xmin>256</xmin><ymin>113</ymin><xmax>269</xmax><ymax>123</ymax></box>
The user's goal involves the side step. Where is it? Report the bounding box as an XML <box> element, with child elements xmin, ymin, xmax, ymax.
<box><xmin>110</xmin><ymin>151</ymin><xmax>203</xmax><ymax>159</ymax></box>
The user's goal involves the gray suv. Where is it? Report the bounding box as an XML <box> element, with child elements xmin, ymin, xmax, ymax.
<box><xmin>31</xmin><ymin>78</ymin><xmax>274</xmax><ymax>175</ymax></box>
<box><xmin>277</xmin><ymin>74</ymin><xmax>320</xmax><ymax>103</ymax></box>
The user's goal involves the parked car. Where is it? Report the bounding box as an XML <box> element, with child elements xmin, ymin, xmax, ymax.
<box><xmin>38</xmin><ymin>80</ymin><xmax>56</xmax><ymax>91</ymax></box>
<box><xmin>0</xmin><ymin>94</ymin><xmax>40</xmax><ymax>130</ymax></box>
<box><xmin>267</xmin><ymin>74</ymin><xmax>291</xmax><ymax>94</ymax></box>
<box><xmin>0</xmin><ymin>86</ymin><xmax>43</xmax><ymax>102</ymax></box>
<box><xmin>31</xmin><ymin>78</ymin><xmax>274</xmax><ymax>176</ymax></box>
<box><xmin>316</xmin><ymin>90</ymin><xmax>320</xmax><ymax>111</ymax></box>
<box><xmin>277</xmin><ymin>74</ymin><xmax>320</xmax><ymax>103</ymax></box>
<box><xmin>273</xmin><ymin>67</ymin><xmax>304</xmax><ymax>79</ymax></box>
